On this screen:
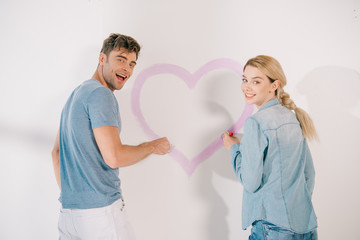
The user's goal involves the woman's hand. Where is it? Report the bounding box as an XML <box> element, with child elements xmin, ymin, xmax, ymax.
<box><xmin>222</xmin><ymin>132</ymin><xmax>240</xmax><ymax>150</ymax></box>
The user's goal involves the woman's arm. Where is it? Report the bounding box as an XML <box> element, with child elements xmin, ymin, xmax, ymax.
<box><xmin>231</xmin><ymin>118</ymin><xmax>268</xmax><ymax>193</ymax></box>
<box><xmin>304</xmin><ymin>141</ymin><xmax>315</xmax><ymax>196</ymax></box>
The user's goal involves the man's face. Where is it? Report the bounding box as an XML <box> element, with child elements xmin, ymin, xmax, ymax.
<box><xmin>99</xmin><ymin>48</ymin><xmax>137</xmax><ymax>91</ymax></box>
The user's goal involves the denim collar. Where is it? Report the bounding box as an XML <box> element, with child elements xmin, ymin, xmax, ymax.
<box><xmin>258</xmin><ymin>97</ymin><xmax>280</xmax><ymax>112</ymax></box>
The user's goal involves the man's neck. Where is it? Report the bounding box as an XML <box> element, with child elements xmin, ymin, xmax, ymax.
<box><xmin>92</xmin><ymin>68</ymin><xmax>113</xmax><ymax>91</ymax></box>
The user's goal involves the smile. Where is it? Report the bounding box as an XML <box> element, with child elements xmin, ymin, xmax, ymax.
<box><xmin>245</xmin><ymin>93</ymin><xmax>255</xmax><ymax>98</ymax></box>
<box><xmin>116</xmin><ymin>73</ymin><xmax>127</xmax><ymax>81</ymax></box>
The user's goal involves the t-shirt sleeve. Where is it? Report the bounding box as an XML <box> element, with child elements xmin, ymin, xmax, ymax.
<box><xmin>87</xmin><ymin>87</ymin><xmax>120</xmax><ymax>129</ymax></box>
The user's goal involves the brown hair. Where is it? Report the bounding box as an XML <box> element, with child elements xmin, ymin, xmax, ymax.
<box><xmin>244</xmin><ymin>55</ymin><xmax>318</xmax><ymax>140</ymax></box>
<box><xmin>100</xmin><ymin>33</ymin><xmax>141</xmax><ymax>59</ymax></box>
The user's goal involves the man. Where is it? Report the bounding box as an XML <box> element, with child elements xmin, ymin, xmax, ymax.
<box><xmin>51</xmin><ymin>33</ymin><xmax>170</xmax><ymax>240</ymax></box>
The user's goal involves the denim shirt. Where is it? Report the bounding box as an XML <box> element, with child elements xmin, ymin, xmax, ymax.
<box><xmin>230</xmin><ymin>98</ymin><xmax>317</xmax><ymax>233</ymax></box>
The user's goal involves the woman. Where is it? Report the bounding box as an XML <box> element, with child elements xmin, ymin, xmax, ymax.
<box><xmin>223</xmin><ymin>55</ymin><xmax>318</xmax><ymax>239</ymax></box>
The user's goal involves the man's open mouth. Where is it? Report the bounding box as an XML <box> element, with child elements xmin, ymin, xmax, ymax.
<box><xmin>116</xmin><ymin>73</ymin><xmax>127</xmax><ymax>81</ymax></box>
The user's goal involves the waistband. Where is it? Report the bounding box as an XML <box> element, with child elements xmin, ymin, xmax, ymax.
<box><xmin>60</xmin><ymin>199</ymin><xmax>125</xmax><ymax>216</ymax></box>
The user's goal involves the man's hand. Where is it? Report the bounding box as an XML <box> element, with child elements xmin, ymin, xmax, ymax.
<box><xmin>151</xmin><ymin>137</ymin><xmax>171</xmax><ymax>155</ymax></box>
<box><xmin>94</xmin><ymin>126</ymin><xmax>172</xmax><ymax>168</ymax></box>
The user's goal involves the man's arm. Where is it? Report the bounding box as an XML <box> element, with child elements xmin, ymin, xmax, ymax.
<box><xmin>51</xmin><ymin>130</ymin><xmax>61</xmax><ymax>189</ymax></box>
<box><xmin>93</xmin><ymin>126</ymin><xmax>170</xmax><ymax>169</ymax></box>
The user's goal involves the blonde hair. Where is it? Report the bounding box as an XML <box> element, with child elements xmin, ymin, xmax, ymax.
<box><xmin>244</xmin><ymin>55</ymin><xmax>318</xmax><ymax>140</ymax></box>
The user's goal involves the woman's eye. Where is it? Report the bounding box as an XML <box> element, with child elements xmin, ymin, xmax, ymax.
<box><xmin>253</xmin><ymin>81</ymin><xmax>259</xmax><ymax>85</ymax></box>
<box><xmin>242</xmin><ymin>79</ymin><xmax>247</xmax><ymax>83</ymax></box>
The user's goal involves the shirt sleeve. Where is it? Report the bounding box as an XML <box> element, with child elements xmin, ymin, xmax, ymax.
<box><xmin>231</xmin><ymin>117</ymin><xmax>268</xmax><ymax>193</ymax></box>
<box><xmin>87</xmin><ymin>87</ymin><xmax>120</xmax><ymax>129</ymax></box>
<box><xmin>304</xmin><ymin>140</ymin><xmax>315</xmax><ymax>196</ymax></box>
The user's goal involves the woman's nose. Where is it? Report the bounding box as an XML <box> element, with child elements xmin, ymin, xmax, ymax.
<box><xmin>243</xmin><ymin>82</ymin><xmax>251</xmax><ymax>91</ymax></box>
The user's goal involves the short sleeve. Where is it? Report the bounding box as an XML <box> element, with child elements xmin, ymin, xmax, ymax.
<box><xmin>87</xmin><ymin>87</ymin><xmax>120</xmax><ymax>129</ymax></box>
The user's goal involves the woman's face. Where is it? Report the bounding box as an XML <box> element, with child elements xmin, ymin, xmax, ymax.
<box><xmin>241</xmin><ymin>65</ymin><xmax>279</xmax><ymax>109</ymax></box>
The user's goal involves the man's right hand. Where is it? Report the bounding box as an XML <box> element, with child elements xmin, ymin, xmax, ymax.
<box><xmin>151</xmin><ymin>137</ymin><xmax>171</xmax><ymax>155</ymax></box>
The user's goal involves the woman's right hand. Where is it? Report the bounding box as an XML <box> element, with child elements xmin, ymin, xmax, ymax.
<box><xmin>222</xmin><ymin>132</ymin><xmax>240</xmax><ymax>150</ymax></box>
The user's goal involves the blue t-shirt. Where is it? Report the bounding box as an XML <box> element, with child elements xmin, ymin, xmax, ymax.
<box><xmin>59</xmin><ymin>79</ymin><xmax>122</xmax><ymax>209</ymax></box>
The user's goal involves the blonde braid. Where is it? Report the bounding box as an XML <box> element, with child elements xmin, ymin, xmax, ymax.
<box><xmin>244</xmin><ymin>55</ymin><xmax>318</xmax><ymax>140</ymax></box>
<box><xmin>277</xmin><ymin>87</ymin><xmax>318</xmax><ymax>140</ymax></box>
<box><xmin>277</xmin><ymin>88</ymin><xmax>297</xmax><ymax>111</ymax></box>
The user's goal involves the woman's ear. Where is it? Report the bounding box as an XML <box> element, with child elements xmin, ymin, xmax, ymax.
<box><xmin>272</xmin><ymin>80</ymin><xmax>280</xmax><ymax>91</ymax></box>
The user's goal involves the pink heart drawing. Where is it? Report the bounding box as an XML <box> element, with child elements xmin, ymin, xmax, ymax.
<box><xmin>131</xmin><ymin>59</ymin><xmax>254</xmax><ymax>176</ymax></box>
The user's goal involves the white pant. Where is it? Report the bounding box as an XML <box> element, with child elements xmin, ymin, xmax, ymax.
<box><xmin>58</xmin><ymin>199</ymin><xmax>136</xmax><ymax>240</ymax></box>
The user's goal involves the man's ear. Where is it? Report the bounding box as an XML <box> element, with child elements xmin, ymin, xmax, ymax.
<box><xmin>99</xmin><ymin>52</ymin><xmax>106</xmax><ymax>66</ymax></box>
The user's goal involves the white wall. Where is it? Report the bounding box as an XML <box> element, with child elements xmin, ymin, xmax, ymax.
<box><xmin>1</xmin><ymin>0</ymin><xmax>359</xmax><ymax>239</ymax></box>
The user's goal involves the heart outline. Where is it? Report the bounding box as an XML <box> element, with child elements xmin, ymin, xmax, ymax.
<box><xmin>131</xmin><ymin>58</ymin><xmax>254</xmax><ymax>176</ymax></box>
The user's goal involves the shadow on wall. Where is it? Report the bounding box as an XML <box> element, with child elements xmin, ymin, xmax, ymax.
<box><xmin>0</xmin><ymin>122</ymin><xmax>54</xmax><ymax>150</ymax></box>
<box><xmin>296</xmin><ymin>66</ymin><xmax>360</xmax><ymax>239</ymax></box>
<box><xmin>194</xmin><ymin>102</ymin><xmax>232</xmax><ymax>240</ymax></box>
<box><xmin>193</xmin><ymin>73</ymin><xmax>247</xmax><ymax>240</ymax></box>
<box><xmin>296</xmin><ymin>65</ymin><xmax>360</xmax><ymax>161</ymax></box>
